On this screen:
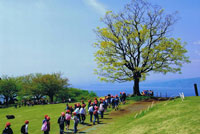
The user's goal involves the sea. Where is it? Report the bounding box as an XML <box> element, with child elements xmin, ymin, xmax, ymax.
<box><xmin>78</xmin><ymin>85</ymin><xmax>196</xmax><ymax>97</ymax></box>
<box><xmin>0</xmin><ymin>82</ymin><xmax>198</xmax><ymax>102</ymax></box>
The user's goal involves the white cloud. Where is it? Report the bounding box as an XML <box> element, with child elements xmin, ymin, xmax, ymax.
<box><xmin>83</xmin><ymin>0</ymin><xmax>107</xmax><ymax>16</ymax></box>
<box><xmin>193</xmin><ymin>40</ymin><xmax>200</xmax><ymax>45</ymax></box>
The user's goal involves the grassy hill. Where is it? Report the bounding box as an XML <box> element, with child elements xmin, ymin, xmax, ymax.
<box><xmin>0</xmin><ymin>97</ymin><xmax>199</xmax><ymax>134</ymax></box>
<box><xmin>88</xmin><ymin>97</ymin><xmax>200</xmax><ymax>134</ymax></box>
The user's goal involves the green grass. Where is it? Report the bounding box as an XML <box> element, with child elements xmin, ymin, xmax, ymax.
<box><xmin>0</xmin><ymin>99</ymin><xmax>134</xmax><ymax>134</ymax></box>
<box><xmin>0</xmin><ymin>103</ymin><xmax>68</xmax><ymax>133</ymax></box>
<box><xmin>1</xmin><ymin>97</ymin><xmax>199</xmax><ymax>134</ymax></box>
<box><xmin>88</xmin><ymin>97</ymin><xmax>200</xmax><ymax>134</ymax></box>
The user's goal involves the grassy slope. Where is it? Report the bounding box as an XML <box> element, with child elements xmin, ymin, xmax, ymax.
<box><xmin>88</xmin><ymin>97</ymin><xmax>200</xmax><ymax>134</ymax></box>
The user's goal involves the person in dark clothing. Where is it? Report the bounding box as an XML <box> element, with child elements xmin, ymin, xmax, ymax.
<box><xmin>119</xmin><ymin>92</ymin><xmax>123</xmax><ymax>103</ymax></box>
<box><xmin>44</xmin><ymin>116</ymin><xmax>50</xmax><ymax>134</ymax></box>
<box><xmin>58</xmin><ymin>112</ymin><xmax>65</xmax><ymax>134</ymax></box>
<box><xmin>88</xmin><ymin>100</ymin><xmax>91</xmax><ymax>109</ymax></box>
<box><xmin>2</xmin><ymin>122</ymin><xmax>13</xmax><ymax>134</ymax></box>
<box><xmin>69</xmin><ymin>106</ymin><xmax>74</xmax><ymax>114</ymax></box>
<box><xmin>114</xmin><ymin>95</ymin><xmax>119</xmax><ymax>111</ymax></box>
<box><xmin>111</xmin><ymin>96</ymin><xmax>115</xmax><ymax>109</ymax></box>
<box><xmin>122</xmin><ymin>92</ymin><xmax>126</xmax><ymax>104</ymax></box>
<box><xmin>72</xmin><ymin>112</ymin><xmax>79</xmax><ymax>133</ymax></box>
<box><xmin>21</xmin><ymin>120</ymin><xmax>29</xmax><ymax>134</ymax></box>
<box><xmin>65</xmin><ymin>104</ymin><xmax>69</xmax><ymax>110</ymax></box>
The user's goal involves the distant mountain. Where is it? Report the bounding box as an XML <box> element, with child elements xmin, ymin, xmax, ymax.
<box><xmin>141</xmin><ymin>77</ymin><xmax>200</xmax><ymax>88</ymax></box>
<box><xmin>75</xmin><ymin>77</ymin><xmax>200</xmax><ymax>89</ymax></box>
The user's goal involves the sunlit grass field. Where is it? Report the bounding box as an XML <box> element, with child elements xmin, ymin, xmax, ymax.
<box><xmin>88</xmin><ymin>97</ymin><xmax>200</xmax><ymax>134</ymax></box>
<box><xmin>1</xmin><ymin>97</ymin><xmax>199</xmax><ymax>134</ymax></box>
<box><xmin>0</xmin><ymin>103</ymin><xmax>70</xmax><ymax>133</ymax></box>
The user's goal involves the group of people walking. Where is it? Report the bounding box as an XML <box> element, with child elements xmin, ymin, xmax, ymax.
<box><xmin>2</xmin><ymin>92</ymin><xmax>126</xmax><ymax>134</ymax></box>
<box><xmin>2</xmin><ymin>120</ymin><xmax>29</xmax><ymax>134</ymax></box>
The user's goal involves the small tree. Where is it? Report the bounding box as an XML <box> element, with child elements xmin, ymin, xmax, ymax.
<box><xmin>94</xmin><ymin>0</ymin><xmax>190</xmax><ymax>95</ymax></box>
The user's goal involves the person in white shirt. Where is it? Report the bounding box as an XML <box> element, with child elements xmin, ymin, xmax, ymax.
<box><xmin>80</xmin><ymin>104</ymin><xmax>86</xmax><ymax>124</ymax></box>
<box><xmin>88</xmin><ymin>103</ymin><xmax>94</xmax><ymax>122</ymax></box>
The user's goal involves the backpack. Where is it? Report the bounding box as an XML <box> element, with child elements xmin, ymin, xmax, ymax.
<box><xmin>41</xmin><ymin>121</ymin><xmax>47</xmax><ymax>131</ymax></box>
<box><xmin>21</xmin><ymin>125</ymin><xmax>25</xmax><ymax>133</ymax></box>
<box><xmin>65</xmin><ymin>114</ymin><xmax>71</xmax><ymax>120</ymax></box>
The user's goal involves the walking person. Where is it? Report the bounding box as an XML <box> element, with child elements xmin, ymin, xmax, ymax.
<box><xmin>80</xmin><ymin>104</ymin><xmax>86</xmax><ymax>124</ymax></box>
<box><xmin>43</xmin><ymin>116</ymin><xmax>50</xmax><ymax>134</ymax></box>
<box><xmin>88</xmin><ymin>103</ymin><xmax>94</xmax><ymax>122</ymax></box>
<box><xmin>42</xmin><ymin>115</ymin><xmax>48</xmax><ymax>124</ymax></box>
<box><xmin>99</xmin><ymin>101</ymin><xmax>104</xmax><ymax>119</ymax></box>
<box><xmin>2</xmin><ymin>122</ymin><xmax>13</xmax><ymax>134</ymax></box>
<box><xmin>65</xmin><ymin>110</ymin><xmax>71</xmax><ymax>131</ymax></box>
<box><xmin>114</xmin><ymin>95</ymin><xmax>119</xmax><ymax>111</ymax></box>
<box><xmin>58</xmin><ymin>112</ymin><xmax>65</xmax><ymax>134</ymax></box>
<box><xmin>74</xmin><ymin>106</ymin><xmax>81</xmax><ymax>123</ymax></box>
<box><xmin>72</xmin><ymin>112</ymin><xmax>79</xmax><ymax>133</ymax></box>
<box><xmin>21</xmin><ymin>120</ymin><xmax>29</xmax><ymax>134</ymax></box>
<box><xmin>93</xmin><ymin>106</ymin><xmax>99</xmax><ymax>125</ymax></box>
<box><xmin>88</xmin><ymin>100</ymin><xmax>91</xmax><ymax>109</ymax></box>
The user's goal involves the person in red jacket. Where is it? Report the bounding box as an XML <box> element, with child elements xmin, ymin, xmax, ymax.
<box><xmin>2</xmin><ymin>122</ymin><xmax>13</xmax><ymax>134</ymax></box>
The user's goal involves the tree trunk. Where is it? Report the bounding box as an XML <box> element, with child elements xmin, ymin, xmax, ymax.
<box><xmin>133</xmin><ymin>77</ymin><xmax>141</xmax><ymax>96</ymax></box>
<box><xmin>49</xmin><ymin>95</ymin><xmax>54</xmax><ymax>103</ymax></box>
<box><xmin>5</xmin><ymin>97</ymin><xmax>9</xmax><ymax>106</ymax></box>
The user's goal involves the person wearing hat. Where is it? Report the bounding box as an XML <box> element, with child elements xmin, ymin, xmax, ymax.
<box><xmin>74</xmin><ymin>106</ymin><xmax>81</xmax><ymax>123</ymax></box>
<box><xmin>88</xmin><ymin>103</ymin><xmax>94</xmax><ymax>122</ymax></box>
<box><xmin>114</xmin><ymin>95</ymin><xmax>119</xmax><ymax>111</ymax></box>
<box><xmin>21</xmin><ymin>120</ymin><xmax>29</xmax><ymax>134</ymax></box>
<box><xmin>72</xmin><ymin>112</ymin><xmax>79</xmax><ymax>133</ymax></box>
<box><xmin>65</xmin><ymin>110</ymin><xmax>71</xmax><ymax>131</ymax></box>
<box><xmin>99</xmin><ymin>100</ymin><xmax>104</xmax><ymax>119</ymax></box>
<box><xmin>58</xmin><ymin>112</ymin><xmax>66</xmax><ymax>134</ymax></box>
<box><xmin>87</xmin><ymin>100</ymin><xmax>91</xmax><ymax>109</ymax></box>
<box><xmin>93</xmin><ymin>106</ymin><xmax>99</xmax><ymax>125</ymax></box>
<box><xmin>80</xmin><ymin>104</ymin><xmax>86</xmax><ymax>124</ymax></box>
<box><xmin>2</xmin><ymin>122</ymin><xmax>13</xmax><ymax>134</ymax></box>
<box><xmin>43</xmin><ymin>115</ymin><xmax>48</xmax><ymax>124</ymax></box>
<box><xmin>119</xmin><ymin>92</ymin><xmax>123</xmax><ymax>103</ymax></box>
<box><xmin>44</xmin><ymin>116</ymin><xmax>50</xmax><ymax>134</ymax></box>
<box><xmin>122</xmin><ymin>92</ymin><xmax>126</xmax><ymax>104</ymax></box>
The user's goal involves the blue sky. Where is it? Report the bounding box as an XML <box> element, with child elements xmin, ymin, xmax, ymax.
<box><xmin>0</xmin><ymin>0</ymin><xmax>200</xmax><ymax>86</ymax></box>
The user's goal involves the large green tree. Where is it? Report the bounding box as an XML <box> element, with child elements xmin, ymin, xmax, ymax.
<box><xmin>0</xmin><ymin>76</ymin><xmax>19</xmax><ymax>105</ymax></box>
<box><xmin>18</xmin><ymin>74</ymin><xmax>45</xmax><ymax>101</ymax></box>
<box><xmin>33</xmin><ymin>73</ymin><xmax>69</xmax><ymax>103</ymax></box>
<box><xmin>94</xmin><ymin>0</ymin><xmax>190</xmax><ymax>95</ymax></box>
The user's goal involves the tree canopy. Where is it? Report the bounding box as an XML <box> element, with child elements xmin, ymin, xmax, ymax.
<box><xmin>94</xmin><ymin>0</ymin><xmax>190</xmax><ymax>95</ymax></box>
<box><xmin>0</xmin><ymin>76</ymin><xmax>19</xmax><ymax>105</ymax></box>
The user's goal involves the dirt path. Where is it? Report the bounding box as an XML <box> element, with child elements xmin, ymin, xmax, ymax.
<box><xmin>65</xmin><ymin>100</ymin><xmax>158</xmax><ymax>134</ymax></box>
